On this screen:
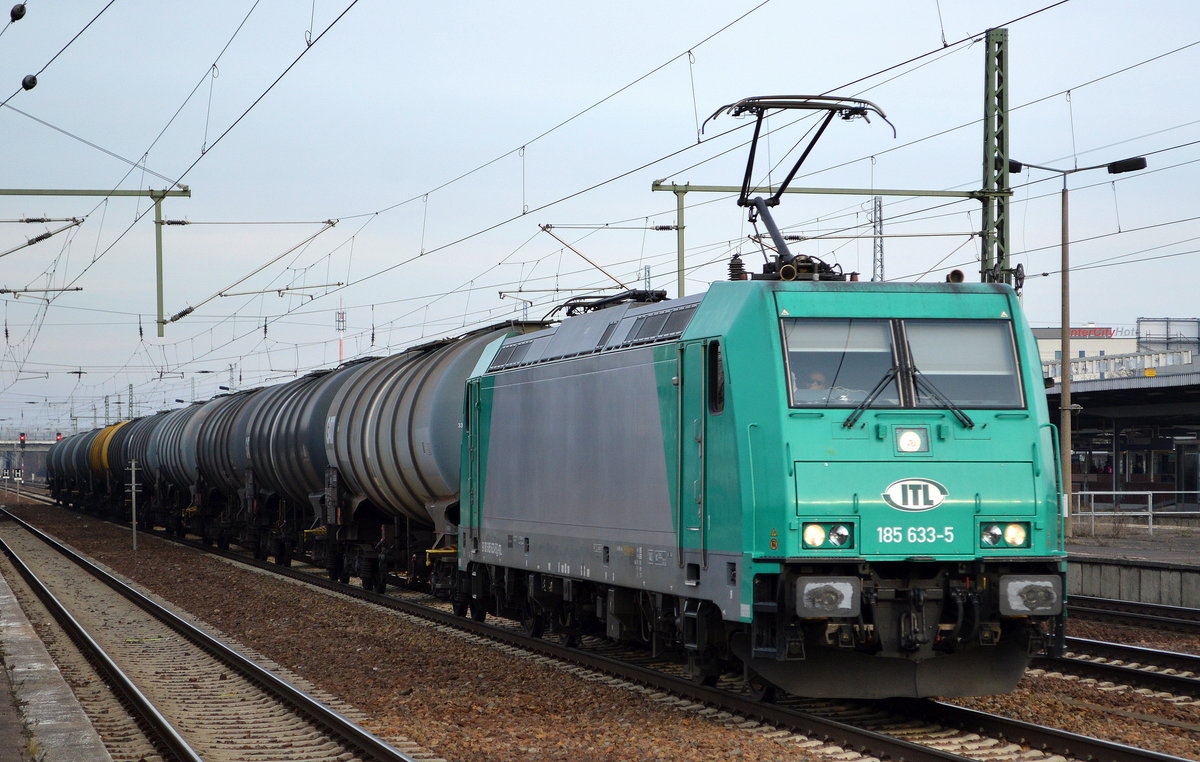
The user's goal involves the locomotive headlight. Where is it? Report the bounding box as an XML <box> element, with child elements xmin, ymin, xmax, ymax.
<box><xmin>895</xmin><ymin>427</ymin><xmax>928</xmax><ymax>453</ymax></box>
<box><xmin>1004</xmin><ymin>523</ymin><xmax>1028</xmax><ymax>547</ymax></box>
<box><xmin>802</xmin><ymin>524</ymin><xmax>826</xmax><ymax>548</ymax></box>
<box><xmin>828</xmin><ymin>524</ymin><xmax>851</xmax><ymax>547</ymax></box>
<box><xmin>980</xmin><ymin>524</ymin><xmax>1003</xmax><ymax>546</ymax></box>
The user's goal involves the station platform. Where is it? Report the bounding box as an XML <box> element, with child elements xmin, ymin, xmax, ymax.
<box><xmin>0</xmin><ymin>562</ymin><xmax>113</xmax><ymax>761</ymax></box>
<box><xmin>1066</xmin><ymin>530</ymin><xmax>1200</xmax><ymax>607</ymax></box>
<box><xmin>1067</xmin><ymin>532</ymin><xmax>1200</xmax><ymax>569</ymax></box>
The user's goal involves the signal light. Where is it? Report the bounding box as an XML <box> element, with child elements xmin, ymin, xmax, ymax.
<box><xmin>19</xmin><ymin>432</ymin><xmax>26</xmax><ymax>447</ymax></box>
<box><xmin>56</xmin><ymin>432</ymin><xmax>62</xmax><ymax>441</ymax></box>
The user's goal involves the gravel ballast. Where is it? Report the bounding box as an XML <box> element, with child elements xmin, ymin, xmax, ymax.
<box><xmin>5</xmin><ymin>503</ymin><xmax>829</xmax><ymax>761</ymax></box>
<box><xmin>9</xmin><ymin>501</ymin><xmax>1199</xmax><ymax>760</ymax></box>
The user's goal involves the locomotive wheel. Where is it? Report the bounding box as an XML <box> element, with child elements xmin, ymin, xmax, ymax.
<box><xmin>746</xmin><ymin>670</ymin><xmax>777</xmax><ymax>703</ymax></box>
<box><xmin>452</xmin><ymin>596</ymin><xmax>469</xmax><ymax>617</ymax></box>
<box><xmin>372</xmin><ymin>574</ymin><xmax>387</xmax><ymax>594</ymax></box>
<box><xmin>216</xmin><ymin>535</ymin><xmax>230</xmax><ymax>551</ymax></box>
<box><xmin>687</xmin><ymin>652</ymin><xmax>720</xmax><ymax>687</ymax></box>
<box><xmin>521</xmin><ymin>607</ymin><xmax>545</xmax><ymax>639</ymax></box>
<box><xmin>469</xmin><ymin>598</ymin><xmax>487</xmax><ymax>622</ymax></box>
<box><xmin>555</xmin><ymin>605</ymin><xmax>581</xmax><ymax>647</ymax></box>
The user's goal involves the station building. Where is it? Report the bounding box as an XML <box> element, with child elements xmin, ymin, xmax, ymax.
<box><xmin>1037</xmin><ymin>318</ymin><xmax>1200</xmax><ymax>497</ymax></box>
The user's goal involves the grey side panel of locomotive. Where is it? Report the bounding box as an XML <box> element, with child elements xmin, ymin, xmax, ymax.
<box><xmin>482</xmin><ymin>347</ymin><xmax>673</xmax><ymax>534</ymax></box>
<box><xmin>474</xmin><ymin>345</ymin><xmax>736</xmax><ymax>602</ymax></box>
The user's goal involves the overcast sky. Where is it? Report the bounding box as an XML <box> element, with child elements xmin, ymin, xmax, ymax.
<box><xmin>3</xmin><ymin>0</ymin><xmax>1198</xmax><ymax>437</ymax></box>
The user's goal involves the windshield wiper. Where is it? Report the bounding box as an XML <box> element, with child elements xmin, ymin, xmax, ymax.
<box><xmin>842</xmin><ymin>367</ymin><xmax>898</xmax><ymax>429</ymax></box>
<box><xmin>912</xmin><ymin>369</ymin><xmax>975</xmax><ymax>429</ymax></box>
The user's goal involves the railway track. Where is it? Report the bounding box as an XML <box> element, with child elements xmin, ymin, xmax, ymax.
<box><xmin>8</xmin><ymin>498</ymin><xmax>1193</xmax><ymax>762</ymax></box>
<box><xmin>0</xmin><ymin>508</ymin><xmax>427</xmax><ymax>762</ymax></box>
<box><xmin>1036</xmin><ymin>638</ymin><xmax>1200</xmax><ymax>696</ymax></box>
<box><xmin>1069</xmin><ymin>595</ymin><xmax>1200</xmax><ymax>633</ymax></box>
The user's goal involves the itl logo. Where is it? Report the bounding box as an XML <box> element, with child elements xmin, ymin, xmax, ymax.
<box><xmin>882</xmin><ymin>478</ymin><xmax>948</xmax><ymax>511</ymax></box>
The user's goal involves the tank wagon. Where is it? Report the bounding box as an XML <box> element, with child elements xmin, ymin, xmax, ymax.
<box><xmin>48</xmin><ymin>322</ymin><xmax>540</xmax><ymax>590</ymax></box>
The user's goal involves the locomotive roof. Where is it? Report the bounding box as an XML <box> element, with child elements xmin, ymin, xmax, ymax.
<box><xmin>487</xmin><ymin>292</ymin><xmax>705</xmax><ymax>371</ymax></box>
<box><xmin>484</xmin><ymin>279</ymin><xmax>1019</xmax><ymax>373</ymax></box>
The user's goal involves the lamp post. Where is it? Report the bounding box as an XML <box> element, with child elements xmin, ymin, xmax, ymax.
<box><xmin>1009</xmin><ymin>156</ymin><xmax>1147</xmax><ymax>536</ymax></box>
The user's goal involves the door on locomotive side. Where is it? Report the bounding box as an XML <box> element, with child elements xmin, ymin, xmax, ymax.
<box><xmin>678</xmin><ymin>339</ymin><xmax>708</xmax><ymax>572</ymax></box>
<box><xmin>461</xmin><ymin>377</ymin><xmax>483</xmax><ymax>556</ymax></box>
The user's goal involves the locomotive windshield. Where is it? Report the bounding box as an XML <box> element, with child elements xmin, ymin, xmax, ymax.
<box><xmin>783</xmin><ymin>319</ymin><xmax>900</xmax><ymax>407</ymax></box>
<box><xmin>906</xmin><ymin>320</ymin><xmax>1023</xmax><ymax>408</ymax></box>
<box><xmin>784</xmin><ymin>317</ymin><xmax>1023</xmax><ymax>409</ymax></box>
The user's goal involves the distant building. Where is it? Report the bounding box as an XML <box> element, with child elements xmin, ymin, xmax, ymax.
<box><xmin>1035</xmin><ymin>318</ymin><xmax>1198</xmax><ymax>382</ymax></box>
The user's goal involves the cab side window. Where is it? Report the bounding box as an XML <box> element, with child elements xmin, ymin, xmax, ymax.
<box><xmin>708</xmin><ymin>341</ymin><xmax>725</xmax><ymax>414</ymax></box>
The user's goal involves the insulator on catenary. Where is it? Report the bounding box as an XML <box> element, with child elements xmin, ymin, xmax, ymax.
<box><xmin>21</xmin><ymin>74</ymin><xmax>36</xmax><ymax>91</ymax></box>
<box><xmin>10</xmin><ymin>4</ymin><xmax>26</xmax><ymax>22</ymax></box>
<box><xmin>728</xmin><ymin>254</ymin><xmax>747</xmax><ymax>281</ymax></box>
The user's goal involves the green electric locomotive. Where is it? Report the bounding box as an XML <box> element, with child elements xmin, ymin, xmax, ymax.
<box><xmin>451</xmin><ymin>96</ymin><xmax>1064</xmax><ymax>698</ymax></box>
<box><xmin>455</xmin><ymin>277</ymin><xmax>1063</xmax><ymax>697</ymax></box>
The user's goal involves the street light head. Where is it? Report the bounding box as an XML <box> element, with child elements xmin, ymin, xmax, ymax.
<box><xmin>1107</xmin><ymin>157</ymin><xmax>1147</xmax><ymax>174</ymax></box>
<box><xmin>1008</xmin><ymin>159</ymin><xmax>1024</xmax><ymax>174</ymax></box>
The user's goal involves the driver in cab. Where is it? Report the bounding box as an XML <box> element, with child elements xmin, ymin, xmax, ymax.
<box><xmin>792</xmin><ymin>369</ymin><xmax>832</xmax><ymax>403</ymax></box>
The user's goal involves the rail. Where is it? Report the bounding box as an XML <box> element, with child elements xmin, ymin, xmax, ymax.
<box><xmin>1070</xmin><ymin>490</ymin><xmax>1200</xmax><ymax>536</ymax></box>
<box><xmin>0</xmin><ymin>507</ymin><xmax>420</xmax><ymax>762</ymax></box>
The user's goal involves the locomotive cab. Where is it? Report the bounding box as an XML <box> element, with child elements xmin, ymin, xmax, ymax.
<box><xmin>724</xmin><ymin>281</ymin><xmax>1065</xmax><ymax>697</ymax></box>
